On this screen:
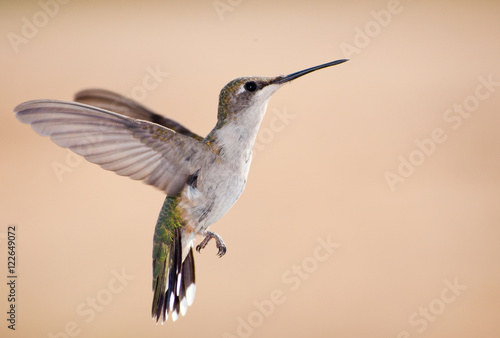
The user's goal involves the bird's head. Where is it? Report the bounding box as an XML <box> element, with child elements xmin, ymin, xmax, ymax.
<box><xmin>215</xmin><ymin>59</ymin><xmax>349</xmax><ymax>129</ymax></box>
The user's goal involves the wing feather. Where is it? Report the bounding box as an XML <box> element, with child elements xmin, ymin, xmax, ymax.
<box><xmin>15</xmin><ymin>100</ymin><xmax>212</xmax><ymax>196</ymax></box>
<box><xmin>74</xmin><ymin>89</ymin><xmax>203</xmax><ymax>141</ymax></box>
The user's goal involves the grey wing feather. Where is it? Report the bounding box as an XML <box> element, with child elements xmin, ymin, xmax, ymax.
<box><xmin>14</xmin><ymin>100</ymin><xmax>212</xmax><ymax>196</ymax></box>
<box><xmin>74</xmin><ymin>89</ymin><xmax>203</xmax><ymax>141</ymax></box>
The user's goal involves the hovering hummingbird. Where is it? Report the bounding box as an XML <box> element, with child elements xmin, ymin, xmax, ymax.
<box><xmin>14</xmin><ymin>59</ymin><xmax>348</xmax><ymax>323</ymax></box>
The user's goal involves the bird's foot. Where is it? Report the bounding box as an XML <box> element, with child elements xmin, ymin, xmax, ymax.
<box><xmin>196</xmin><ymin>231</ymin><xmax>226</xmax><ymax>257</ymax></box>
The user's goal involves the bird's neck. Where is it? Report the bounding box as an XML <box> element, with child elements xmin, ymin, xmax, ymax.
<box><xmin>206</xmin><ymin>101</ymin><xmax>269</xmax><ymax>163</ymax></box>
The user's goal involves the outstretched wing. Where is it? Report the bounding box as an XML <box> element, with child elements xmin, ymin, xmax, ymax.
<box><xmin>74</xmin><ymin>89</ymin><xmax>203</xmax><ymax>141</ymax></box>
<box><xmin>15</xmin><ymin>100</ymin><xmax>212</xmax><ymax>196</ymax></box>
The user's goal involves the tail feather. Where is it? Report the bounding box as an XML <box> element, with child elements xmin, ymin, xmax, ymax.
<box><xmin>152</xmin><ymin>197</ymin><xmax>196</xmax><ymax>323</ymax></box>
<box><xmin>180</xmin><ymin>248</ymin><xmax>196</xmax><ymax>315</ymax></box>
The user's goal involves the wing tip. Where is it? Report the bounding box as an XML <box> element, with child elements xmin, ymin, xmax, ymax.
<box><xmin>14</xmin><ymin>100</ymin><xmax>43</xmax><ymax>115</ymax></box>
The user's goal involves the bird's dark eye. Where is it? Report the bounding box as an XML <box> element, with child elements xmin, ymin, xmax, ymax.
<box><xmin>244</xmin><ymin>81</ymin><xmax>257</xmax><ymax>92</ymax></box>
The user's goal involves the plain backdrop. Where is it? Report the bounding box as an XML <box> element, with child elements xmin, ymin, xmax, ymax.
<box><xmin>1</xmin><ymin>1</ymin><xmax>499</xmax><ymax>337</ymax></box>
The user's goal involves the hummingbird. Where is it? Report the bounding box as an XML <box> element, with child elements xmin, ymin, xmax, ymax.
<box><xmin>14</xmin><ymin>58</ymin><xmax>348</xmax><ymax>323</ymax></box>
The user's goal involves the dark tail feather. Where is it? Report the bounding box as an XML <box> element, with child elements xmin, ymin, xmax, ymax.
<box><xmin>152</xmin><ymin>227</ymin><xmax>196</xmax><ymax>323</ymax></box>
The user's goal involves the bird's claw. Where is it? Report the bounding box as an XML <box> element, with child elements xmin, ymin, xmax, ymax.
<box><xmin>196</xmin><ymin>230</ymin><xmax>226</xmax><ymax>257</ymax></box>
<box><xmin>216</xmin><ymin>245</ymin><xmax>226</xmax><ymax>257</ymax></box>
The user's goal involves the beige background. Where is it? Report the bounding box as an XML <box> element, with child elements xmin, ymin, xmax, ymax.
<box><xmin>1</xmin><ymin>1</ymin><xmax>499</xmax><ymax>337</ymax></box>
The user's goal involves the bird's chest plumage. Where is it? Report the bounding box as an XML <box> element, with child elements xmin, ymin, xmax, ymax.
<box><xmin>180</xmin><ymin>148</ymin><xmax>252</xmax><ymax>232</ymax></box>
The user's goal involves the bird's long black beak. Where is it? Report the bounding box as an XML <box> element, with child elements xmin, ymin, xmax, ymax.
<box><xmin>276</xmin><ymin>59</ymin><xmax>349</xmax><ymax>84</ymax></box>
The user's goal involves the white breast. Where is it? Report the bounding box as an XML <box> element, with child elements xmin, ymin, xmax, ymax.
<box><xmin>180</xmin><ymin>149</ymin><xmax>252</xmax><ymax>232</ymax></box>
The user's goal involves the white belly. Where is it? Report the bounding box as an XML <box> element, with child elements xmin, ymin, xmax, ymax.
<box><xmin>180</xmin><ymin>152</ymin><xmax>252</xmax><ymax>232</ymax></box>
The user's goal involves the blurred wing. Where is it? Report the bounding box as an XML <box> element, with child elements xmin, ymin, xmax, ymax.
<box><xmin>15</xmin><ymin>100</ymin><xmax>212</xmax><ymax>196</ymax></box>
<box><xmin>74</xmin><ymin>89</ymin><xmax>203</xmax><ymax>141</ymax></box>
